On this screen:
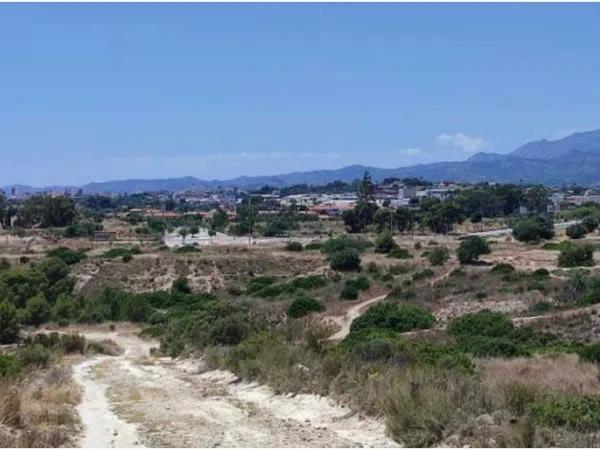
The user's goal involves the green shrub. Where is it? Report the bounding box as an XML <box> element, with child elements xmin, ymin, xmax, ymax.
<box><xmin>287</xmin><ymin>296</ymin><xmax>325</xmax><ymax>318</ymax></box>
<box><xmin>122</xmin><ymin>254</ymin><xmax>133</xmax><ymax>263</ymax></box>
<box><xmin>533</xmin><ymin>268</ymin><xmax>550</xmax><ymax>278</ymax></box>
<box><xmin>566</xmin><ymin>223</ymin><xmax>588</xmax><ymax>240</ymax></box>
<box><xmin>491</xmin><ymin>263</ymin><xmax>515</xmax><ymax>275</ymax></box>
<box><xmin>0</xmin><ymin>354</ymin><xmax>22</xmax><ymax>377</ymax></box>
<box><xmin>103</xmin><ymin>246</ymin><xmax>141</xmax><ymax>259</ymax></box>
<box><xmin>17</xmin><ymin>344</ymin><xmax>52</xmax><ymax>368</ymax></box>
<box><xmin>582</xmin><ymin>216</ymin><xmax>599</xmax><ymax>232</ymax></box>
<box><xmin>447</xmin><ymin>310</ymin><xmax>514</xmax><ymax>338</ymax></box>
<box><xmin>512</xmin><ymin>216</ymin><xmax>555</xmax><ymax>243</ymax></box>
<box><xmin>541</xmin><ymin>241</ymin><xmax>570</xmax><ymax>252</ymax></box>
<box><xmin>23</xmin><ymin>294</ymin><xmax>51</xmax><ymax>326</ymax></box>
<box><xmin>0</xmin><ymin>301</ymin><xmax>20</xmax><ymax>344</ymax></box>
<box><xmin>558</xmin><ymin>243</ymin><xmax>595</xmax><ymax>268</ymax></box>
<box><xmin>47</xmin><ymin>247</ymin><xmax>87</xmax><ymax>265</ymax></box>
<box><xmin>245</xmin><ymin>276</ymin><xmax>277</xmax><ymax>295</ymax></box>
<box><xmin>530</xmin><ymin>396</ymin><xmax>600</xmax><ymax>431</ymax></box>
<box><xmin>427</xmin><ymin>247</ymin><xmax>449</xmax><ymax>266</ymax></box>
<box><xmin>284</xmin><ymin>241</ymin><xmax>304</xmax><ymax>252</ymax></box>
<box><xmin>457</xmin><ymin>236</ymin><xmax>490</xmax><ymax>264</ymax></box>
<box><xmin>53</xmin><ymin>295</ymin><xmax>79</xmax><ymax>321</ymax></box>
<box><xmin>346</xmin><ymin>275</ymin><xmax>370</xmax><ymax>291</ymax></box>
<box><xmin>172</xmin><ymin>276</ymin><xmax>191</xmax><ymax>294</ymax></box>
<box><xmin>412</xmin><ymin>269</ymin><xmax>434</xmax><ymax>281</ymax></box>
<box><xmin>321</xmin><ymin>235</ymin><xmax>369</xmax><ymax>255</ymax></box>
<box><xmin>388</xmin><ymin>247</ymin><xmax>412</xmax><ymax>259</ymax></box>
<box><xmin>329</xmin><ymin>248</ymin><xmax>361</xmax><ymax>271</ymax></box>
<box><xmin>349</xmin><ymin>302</ymin><xmax>435</xmax><ymax>334</ymax></box>
<box><xmin>290</xmin><ymin>275</ymin><xmax>327</xmax><ymax>290</ymax></box>
<box><xmin>304</xmin><ymin>241</ymin><xmax>323</xmax><ymax>251</ymax></box>
<box><xmin>174</xmin><ymin>245</ymin><xmax>201</xmax><ymax>254</ymax></box>
<box><xmin>0</xmin><ymin>258</ymin><xmax>11</xmax><ymax>271</ymax></box>
<box><xmin>374</xmin><ymin>231</ymin><xmax>397</xmax><ymax>254</ymax></box>
<box><xmin>340</xmin><ymin>284</ymin><xmax>359</xmax><ymax>300</ymax></box>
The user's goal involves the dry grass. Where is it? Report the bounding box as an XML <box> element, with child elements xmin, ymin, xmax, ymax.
<box><xmin>0</xmin><ymin>365</ymin><xmax>81</xmax><ymax>448</ymax></box>
<box><xmin>480</xmin><ymin>353</ymin><xmax>600</xmax><ymax>396</ymax></box>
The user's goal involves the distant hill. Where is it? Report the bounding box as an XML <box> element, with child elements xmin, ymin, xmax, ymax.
<box><xmin>5</xmin><ymin>128</ymin><xmax>600</xmax><ymax>194</ymax></box>
<box><xmin>509</xmin><ymin>129</ymin><xmax>600</xmax><ymax>160</ymax></box>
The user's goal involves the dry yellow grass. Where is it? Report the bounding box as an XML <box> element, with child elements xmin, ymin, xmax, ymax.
<box><xmin>0</xmin><ymin>365</ymin><xmax>81</xmax><ymax>448</ymax></box>
<box><xmin>479</xmin><ymin>353</ymin><xmax>600</xmax><ymax>396</ymax></box>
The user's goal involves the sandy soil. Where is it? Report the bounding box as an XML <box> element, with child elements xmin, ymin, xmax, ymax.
<box><xmin>71</xmin><ymin>325</ymin><xmax>398</xmax><ymax>448</ymax></box>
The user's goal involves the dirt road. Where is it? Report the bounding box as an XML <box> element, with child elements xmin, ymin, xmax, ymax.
<box><xmin>72</xmin><ymin>325</ymin><xmax>398</xmax><ymax>448</ymax></box>
<box><xmin>328</xmin><ymin>294</ymin><xmax>388</xmax><ymax>341</ymax></box>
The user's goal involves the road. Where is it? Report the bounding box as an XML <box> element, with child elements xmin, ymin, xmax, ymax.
<box><xmin>468</xmin><ymin>220</ymin><xmax>580</xmax><ymax>238</ymax></box>
<box><xmin>71</xmin><ymin>325</ymin><xmax>398</xmax><ymax>448</ymax></box>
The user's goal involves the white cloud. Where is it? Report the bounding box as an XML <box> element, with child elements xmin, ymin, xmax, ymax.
<box><xmin>401</xmin><ymin>148</ymin><xmax>423</xmax><ymax>156</ymax></box>
<box><xmin>436</xmin><ymin>133</ymin><xmax>487</xmax><ymax>154</ymax></box>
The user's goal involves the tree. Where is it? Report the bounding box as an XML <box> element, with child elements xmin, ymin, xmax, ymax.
<box><xmin>374</xmin><ymin>231</ymin><xmax>397</xmax><ymax>254</ymax></box>
<box><xmin>558</xmin><ymin>244</ymin><xmax>595</xmax><ymax>268</ymax></box>
<box><xmin>428</xmin><ymin>246</ymin><xmax>450</xmax><ymax>266</ymax></box>
<box><xmin>582</xmin><ymin>216</ymin><xmax>599</xmax><ymax>232</ymax></box>
<box><xmin>522</xmin><ymin>186</ymin><xmax>550</xmax><ymax>214</ymax></box>
<box><xmin>422</xmin><ymin>201</ymin><xmax>463</xmax><ymax>234</ymax></box>
<box><xmin>236</xmin><ymin>204</ymin><xmax>258</xmax><ymax>236</ymax></box>
<box><xmin>329</xmin><ymin>248</ymin><xmax>361</xmax><ymax>271</ymax></box>
<box><xmin>172</xmin><ymin>276</ymin><xmax>191</xmax><ymax>294</ymax></box>
<box><xmin>211</xmin><ymin>208</ymin><xmax>229</xmax><ymax>232</ymax></box>
<box><xmin>457</xmin><ymin>236</ymin><xmax>490</xmax><ymax>264</ymax></box>
<box><xmin>189</xmin><ymin>225</ymin><xmax>199</xmax><ymax>238</ymax></box>
<box><xmin>512</xmin><ymin>216</ymin><xmax>554</xmax><ymax>242</ymax></box>
<box><xmin>0</xmin><ymin>194</ymin><xmax>7</xmax><ymax>228</ymax></box>
<box><xmin>16</xmin><ymin>195</ymin><xmax>76</xmax><ymax>228</ymax></box>
<box><xmin>343</xmin><ymin>172</ymin><xmax>379</xmax><ymax>233</ymax></box>
<box><xmin>0</xmin><ymin>301</ymin><xmax>20</xmax><ymax>344</ymax></box>
<box><xmin>178</xmin><ymin>227</ymin><xmax>188</xmax><ymax>244</ymax></box>
<box><xmin>566</xmin><ymin>223</ymin><xmax>588</xmax><ymax>240</ymax></box>
<box><xmin>395</xmin><ymin>207</ymin><xmax>416</xmax><ymax>233</ymax></box>
<box><xmin>23</xmin><ymin>294</ymin><xmax>51</xmax><ymax>326</ymax></box>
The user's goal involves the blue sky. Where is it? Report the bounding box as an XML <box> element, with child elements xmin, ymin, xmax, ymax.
<box><xmin>1</xmin><ymin>3</ymin><xmax>600</xmax><ymax>186</ymax></box>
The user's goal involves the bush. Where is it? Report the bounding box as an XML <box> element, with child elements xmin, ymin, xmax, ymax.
<box><xmin>287</xmin><ymin>297</ymin><xmax>325</xmax><ymax>318</ymax></box>
<box><xmin>0</xmin><ymin>354</ymin><xmax>22</xmax><ymax>377</ymax></box>
<box><xmin>349</xmin><ymin>302</ymin><xmax>435</xmax><ymax>334</ymax></box>
<box><xmin>172</xmin><ymin>276</ymin><xmax>191</xmax><ymax>294</ymax></box>
<box><xmin>530</xmin><ymin>396</ymin><xmax>600</xmax><ymax>431</ymax></box>
<box><xmin>173</xmin><ymin>245</ymin><xmax>201</xmax><ymax>254</ymax></box>
<box><xmin>340</xmin><ymin>284</ymin><xmax>359</xmax><ymax>300</ymax></box>
<box><xmin>47</xmin><ymin>247</ymin><xmax>87</xmax><ymax>265</ymax></box>
<box><xmin>245</xmin><ymin>276</ymin><xmax>277</xmax><ymax>295</ymax></box>
<box><xmin>329</xmin><ymin>248</ymin><xmax>361</xmax><ymax>271</ymax></box>
<box><xmin>53</xmin><ymin>295</ymin><xmax>79</xmax><ymax>321</ymax></box>
<box><xmin>321</xmin><ymin>236</ymin><xmax>369</xmax><ymax>255</ymax></box>
<box><xmin>582</xmin><ymin>216</ymin><xmax>599</xmax><ymax>232</ymax></box>
<box><xmin>388</xmin><ymin>247</ymin><xmax>412</xmax><ymax>259</ymax></box>
<box><xmin>122</xmin><ymin>254</ymin><xmax>133</xmax><ymax>263</ymax></box>
<box><xmin>412</xmin><ymin>269</ymin><xmax>434</xmax><ymax>281</ymax></box>
<box><xmin>512</xmin><ymin>216</ymin><xmax>555</xmax><ymax>243</ymax></box>
<box><xmin>17</xmin><ymin>344</ymin><xmax>52</xmax><ymax>368</ymax></box>
<box><xmin>427</xmin><ymin>246</ymin><xmax>449</xmax><ymax>266</ymax></box>
<box><xmin>23</xmin><ymin>294</ymin><xmax>51</xmax><ymax>326</ymax></box>
<box><xmin>346</xmin><ymin>275</ymin><xmax>370</xmax><ymax>291</ymax></box>
<box><xmin>0</xmin><ymin>301</ymin><xmax>20</xmax><ymax>344</ymax></box>
<box><xmin>447</xmin><ymin>310</ymin><xmax>514</xmax><ymax>338</ymax></box>
<box><xmin>103</xmin><ymin>246</ymin><xmax>141</xmax><ymax>259</ymax></box>
<box><xmin>457</xmin><ymin>236</ymin><xmax>490</xmax><ymax>264</ymax></box>
<box><xmin>0</xmin><ymin>258</ymin><xmax>11</xmax><ymax>271</ymax></box>
<box><xmin>304</xmin><ymin>241</ymin><xmax>322</xmax><ymax>251</ymax></box>
<box><xmin>491</xmin><ymin>263</ymin><xmax>515</xmax><ymax>275</ymax></box>
<box><xmin>374</xmin><ymin>231</ymin><xmax>397</xmax><ymax>254</ymax></box>
<box><xmin>284</xmin><ymin>241</ymin><xmax>303</xmax><ymax>252</ymax></box>
<box><xmin>558</xmin><ymin>243</ymin><xmax>595</xmax><ymax>268</ymax></box>
<box><xmin>290</xmin><ymin>275</ymin><xmax>327</xmax><ymax>290</ymax></box>
<box><xmin>566</xmin><ymin>223</ymin><xmax>588</xmax><ymax>240</ymax></box>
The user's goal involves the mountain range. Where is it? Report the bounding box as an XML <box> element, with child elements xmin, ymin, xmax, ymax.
<box><xmin>5</xmin><ymin>129</ymin><xmax>600</xmax><ymax>194</ymax></box>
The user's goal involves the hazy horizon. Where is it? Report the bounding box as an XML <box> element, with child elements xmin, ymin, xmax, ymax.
<box><xmin>2</xmin><ymin>3</ymin><xmax>600</xmax><ymax>186</ymax></box>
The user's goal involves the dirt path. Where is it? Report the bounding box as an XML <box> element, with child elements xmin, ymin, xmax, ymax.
<box><xmin>328</xmin><ymin>294</ymin><xmax>388</xmax><ymax>341</ymax></box>
<box><xmin>72</xmin><ymin>325</ymin><xmax>398</xmax><ymax>448</ymax></box>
